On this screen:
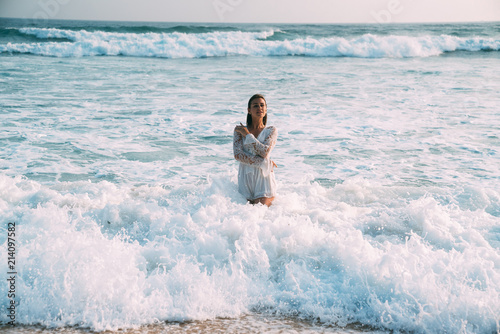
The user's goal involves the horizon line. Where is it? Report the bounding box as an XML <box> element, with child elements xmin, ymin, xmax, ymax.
<box><xmin>1</xmin><ymin>16</ymin><xmax>499</xmax><ymax>26</ymax></box>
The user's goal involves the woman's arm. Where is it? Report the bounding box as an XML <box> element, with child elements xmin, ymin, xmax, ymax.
<box><xmin>233</xmin><ymin>130</ymin><xmax>265</xmax><ymax>166</ymax></box>
<box><xmin>243</xmin><ymin>126</ymin><xmax>278</xmax><ymax>159</ymax></box>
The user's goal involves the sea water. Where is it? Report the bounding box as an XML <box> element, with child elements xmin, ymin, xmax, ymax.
<box><xmin>0</xmin><ymin>18</ymin><xmax>499</xmax><ymax>333</ymax></box>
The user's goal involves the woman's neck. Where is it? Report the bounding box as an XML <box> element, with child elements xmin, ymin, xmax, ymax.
<box><xmin>250</xmin><ymin>119</ymin><xmax>265</xmax><ymax>130</ymax></box>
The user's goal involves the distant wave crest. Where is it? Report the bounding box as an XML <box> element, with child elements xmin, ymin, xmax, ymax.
<box><xmin>1</xmin><ymin>27</ymin><xmax>499</xmax><ymax>58</ymax></box>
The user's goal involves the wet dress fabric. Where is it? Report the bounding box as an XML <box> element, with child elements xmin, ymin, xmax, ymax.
<box><xmin>233</xmin><ymin>126</ymin><xmax>278</xmax><ymax>200</ymax></box>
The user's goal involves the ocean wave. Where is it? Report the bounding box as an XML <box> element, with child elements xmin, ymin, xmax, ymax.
<box><xmin>0</xmin><ymin>27</ymin><xmax>499</xmax><ymax>58</ymax></box>
<box><xmin>0</xmin><ymin>27</ymin><xmax>74</xmax><ymax>44</ymax></box>
<box><xmin>0</xmin><ymin>173</ymin><xmax>498</xmax><ymax>332</ymax></box>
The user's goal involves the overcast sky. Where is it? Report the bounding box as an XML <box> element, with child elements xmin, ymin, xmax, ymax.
<box><xmin>1</xmin><ymin>0</ymin><xmax>499</xmax><ymax>24</ymax></box>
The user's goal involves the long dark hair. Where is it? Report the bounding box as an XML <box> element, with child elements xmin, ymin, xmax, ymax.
<box><xmin>247</xmin><ymin>94</ymin><xmax>267</xmax><ymax>128</ymax></box>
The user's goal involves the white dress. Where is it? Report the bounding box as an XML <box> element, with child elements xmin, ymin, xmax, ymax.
<box><xmin>233</xmin><ymin>126</ymin><xmax>278</xmax><ymax>200</ymax></box>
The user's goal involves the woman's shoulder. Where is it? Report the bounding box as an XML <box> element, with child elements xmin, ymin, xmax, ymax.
<box><xmin>265</xmin><ymin>125</ymin><xmax>277</xmax><ymax>132</ymax></box>
<box><xmin>266</xmin><ymin>126</ymin><xmax>277</xmax><ymax>136</ymax></box>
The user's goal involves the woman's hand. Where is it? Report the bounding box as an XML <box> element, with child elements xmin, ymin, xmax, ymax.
<box><xmin>234</xmin><ymin>123</ymin><xmax>250</xmax><ymax>136</ymax></box>
<box><xmin>271</xmin><ymin>160</ymin><xmax>278</xmax><ymax>171</ymax></box>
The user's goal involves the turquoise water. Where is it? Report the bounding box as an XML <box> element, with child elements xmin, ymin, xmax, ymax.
<box><xmin>0</xmin><ymin>18</ymin><xmax>499</xmax><ymax>333</ymax></box>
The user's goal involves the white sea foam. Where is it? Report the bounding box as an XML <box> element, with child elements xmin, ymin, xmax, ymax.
<box><xmin>0</xmin><ymin>173</ymin><xmax>498</xmax><ymax>332</ymax></box>
<box><xmin>0</xmin><ymin>27</ymin><xmax>498</xmax><ymax>58</ymax></box>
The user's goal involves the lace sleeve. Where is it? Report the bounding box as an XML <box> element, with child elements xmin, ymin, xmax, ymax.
<box><xmin>243</xmin><ymin>126</ymin><xmax>278</xmax><ymax>159</ymax></box>
<box><xmin>233</xmin><ymin>130</ymin><xmax>264</xmax><ymax>166</ymax></box>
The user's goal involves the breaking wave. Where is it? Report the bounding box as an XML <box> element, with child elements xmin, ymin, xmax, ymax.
<box><xmin>1</xmin><ymin>27</ymin><xmax>499</xmax><ymax>58</ymax></box>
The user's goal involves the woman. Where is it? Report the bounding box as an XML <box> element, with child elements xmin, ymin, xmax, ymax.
<box><xmin>233</xmin><ymin>94</ymin><xmax>278</xmax><ymax>206</ymax></box>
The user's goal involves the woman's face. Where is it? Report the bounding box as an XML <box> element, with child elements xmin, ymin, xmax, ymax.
<box><xmin>248</xmin><ymin>98</ymin><xmax>267</xmax><ymax>120</ymax></box>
